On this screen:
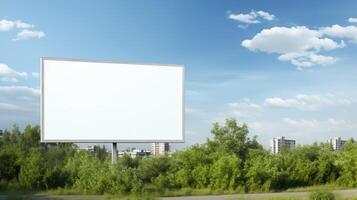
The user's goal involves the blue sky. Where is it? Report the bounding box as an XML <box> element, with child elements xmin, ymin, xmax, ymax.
<box><xmin>1</xmin><ymin>0</ymin><xmax>357</xmax><ymax>149</ymax></box>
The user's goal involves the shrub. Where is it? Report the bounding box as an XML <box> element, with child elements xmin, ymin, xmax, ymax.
<box><xmin>309</xmin><ymin>191</ymin><xmax>335</xmax><ymax>200</ymax></box>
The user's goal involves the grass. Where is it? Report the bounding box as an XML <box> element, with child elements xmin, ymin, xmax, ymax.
<box><xmin>2</xmin><ymin>185</ymin><xmax>357</xmax><ymax>200</ymax></box>
<box><xmin>37</xmin><ymin>187</ymin><xmax>85</xmax><ymax>195</ymax></box>
<box><xmin>159</xmin><ymin>187</ymin><xmax>242</xmax><ymax>197</ymax></box>
<box><xmin>287</xmin><ymin>184</ymin><xmax>347</xmax><ymax>192</ymax></box>
<box><xmin>265</xmin><ymin>197</ymin><xmax>300</xmax><ymax>200</ymax></box>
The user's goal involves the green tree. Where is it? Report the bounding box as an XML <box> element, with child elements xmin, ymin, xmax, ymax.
<box><xmin>210</xmin><ymin>154</ymin><xmax>242</xmax><ymax>191</ymax></box>
<box><xmin>335</xmin><ymin>141</ymin><xmax>357</xmax><ymax>187</ymax></box>
<box><xmin>0</xmin><ymin>145</ymin><xmax>21</xmax><ymax>182</ymax></box>
<box><xmin>19</xmin><ymin>148</ymin><xmax>43</xmax><ymax>189</ymax></box>
<box><xmin>208</xmin><ymin>118</ymin><xmax>261</xmax><ymax>161</ymax></box>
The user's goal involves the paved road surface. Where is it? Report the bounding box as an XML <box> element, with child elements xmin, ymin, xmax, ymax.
<box><xmin>1</xmin><ymin>189</ymin><xmax>357</xmax><ymax>200</ymax></box>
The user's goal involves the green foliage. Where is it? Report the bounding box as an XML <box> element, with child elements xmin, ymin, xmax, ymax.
<box><xmin>18</xmin><ymin>148</ymin><xmax>43</xmax><ymax>189</ymax></box>
<box><xmin>0</xmin><ymin>118</ymin><xmax>356</xmax><ymax>196</ymax></box>
<box><xmin>309</xmin><ymin>191</ymin><xmax>335</xmax><ymax>200</ymax></box>
<box><xmin>0</xmin><ymin>145</ymin><xmax>21</xmax><ymax>182</ymax></box>
<box><xmin>210</xmin><ymin>154</ymin><xmax>241</xmax><ymax>191</ymax></box>
<box><xmin>208</xmin><ymin>118</ymin><xmax>262</xmax><ymax>161</ymax></box>
<box><xmin>335</xmin><ymin>141</ymin><xmax>357</xmax><ymax>187</ymax></box>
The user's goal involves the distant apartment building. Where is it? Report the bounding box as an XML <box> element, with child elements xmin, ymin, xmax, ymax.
<box><xmin>0</xmin><ymin>129</ymin><xmax>3</xmax><ymax>138</ymax></box>
<box><xmin>151</xmin><ymin>142</ymin><xmax>170</xmax><ymax>155</ymax></box>
<box><xmin>271</xmin><ymin>136</ymin><xmax>296</xmax><ymax>154</ymax></box>
<box><xmin>327</xmin><ymin>137</ymin><xmax>346</xmax><ymax>151</ymax></box>
<box><xmin>118</xmin><ymin>148</ymin><xmax>151</xmax><ymax>158</ymax></box>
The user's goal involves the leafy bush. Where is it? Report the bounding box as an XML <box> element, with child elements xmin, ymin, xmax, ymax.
<box><xmin>0</xmin><ymin>120</ymin><xmax>357</xmax><ymax>196</ymax></box>
<box><xmin>309</xmin><ymin>191</ymin><xmax>335</xmax><ymax>200</ymax></box>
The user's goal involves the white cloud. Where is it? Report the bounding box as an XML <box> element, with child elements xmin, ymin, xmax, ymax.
<box><xmin>242</xmin><ymin>26</ymin><xmax>344</xmax><ymax>69</ymax></box>
<box><xmin>228</xmin><ymin>98</ymin><xmax>261</xmax><ymax>110</ymax></box>
<box><xmin>238</xmin><ymin>24</ymin><xmax>249</xmax><ymax>29</ymax></box>
<box><xmin>0</xmin><ymin>86</ymin><xmax>40</xmax><ymax>97</ymax></box>
<box><xmin>0</xmin><ymin>86</ymin><xmax>40</xmax><ymax>113</ymax></box>
<box><xmin>0</xmin><ymin>19</ymin><xmax>45</xmax><ymax>41</ymax></box>
<box><xmin>348</xmin><ymin>18</ymin><xmax>357</xmax><ymax>23</ymax></box>
<box><xmin>228</xmin><ymin>10</ymin><xmax>275</xmax><ymax>24</ymax></box>
<box><xmin>327</xmin><ymin>118</ymin><xmax>348</xmax><ymax>126</ymax></box>
<box><xmin>14</xmin><ymin>20</ymin><xmax>34</xmax><ymax>29</ymax></box>
<box><xmin>242</xmin><ymin>27</ymin><xmax>342</xmax><ymax>53</ymax></box>
<box><xmin>229</xmin><ymin>12</ymin><xmax>260</xmax><ymax>24</ymax></box>
<box><xmin>283</xmin><ymin>117</ymin><xmax>350</xmax><ymax>129</ymax></box>
<box><xmin>228</xmin><ymin>98</ymin><xmax>262</xmax><ymax>118</ymax></box>
<box><xmin>257</xmin><ymin>10</ymin><xmax>275</xmax><ymax>21</ymax></box>
<box><xmin>320</xmin><ymin>24</ymin><xmax>357</xmax><ymax>44</ymax></box>
<box><xmin>0</xmin><ymin>19</ymin><xmax>15</xmax><ymax>31</ymax></box>
<box><xmin>265</xmin><ymin>94</ymin><xmax>351</xmax><ymax>110</ymax></box>
<box><xmin>283</xmin><ymin>118</ymin><xmax>318</xmax><ymax>128</ymax></box>
<box><xmin>265</xmin><ymin>97</ymin><xmax>299</xmax><ymax>108</ymax></box>
<box><xmin>0</xmin><ymin>85</ymin><xmax>40</xmax><ymax>129</ymax></box>
<box><xmin>0</xmin><ymin>19</ymin><xmax>33</xmax><ymax>31</ymax></box>
<box><xmin>0</xmin><ymin>102</ymin><xmax>21</xmax><ymax>110</ymax></box>
<box><xmin>0</xmin><ymin>63</ymin><xmax>27</xmax><ymax>82</ymax></box>
<box><xmin>14</xmin><ymin>29</ymin><xmax>45</xmax><ymax>40</ymax></box>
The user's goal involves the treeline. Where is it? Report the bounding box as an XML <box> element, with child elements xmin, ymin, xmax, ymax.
<box><xmin>0</xmin><ymin>119</ymin><xmax>357</xmax><ymax>195</ymax></box>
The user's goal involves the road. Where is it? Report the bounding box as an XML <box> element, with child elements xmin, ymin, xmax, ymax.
<box><xmin>1</xmin><ymin>189</ymin><xmax>357</xmax><ymax>200</ymax></box>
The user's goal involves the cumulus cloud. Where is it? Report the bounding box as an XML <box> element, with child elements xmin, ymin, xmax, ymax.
<box><xmin>228</xmin><ymin>98</ymin><xmax>262</xmax><ymax>118</ymax></box>
<box><xmin>0</xmin><ymin>102</ymin><xmax>21</xmax><ymax>110</ymax></box>
<box><xmin>242</xmin><ymin>26</ymin><xmax>345</xmax><ymax>69</ymax></box>
<box><xmin>257</xmin><ymin>11</ymin><xmax>275</xmax><ymax>21</ymax></box>
<box><xmin>228</xmin><ymin>99</ymin><xmax>261</xmax><ymax>109</ymax></box>
<box><xmin>320</xmin><ymin>24</ymin><xmax>357</xmax><ymax>44</ymax></box>
<box><xmin>0</xmin><ymin>86</ymin><xmax>40</xmax><ymax>97</ymax></box>
<box><xmin>14</xmin><ymin>29</ymin><xmax>45</xmax><ymax>40</ymax></box>
<box><xmin>0</xmin><ymin>85</ymin><xmax>40</xmax><ymax>129</ymax></box>
<box><xmin>0</xmin><ymin>19</ymin><xmax>45</xmax><ymax>41</ymax></box>
<box><xmin>228</xmin><ymin>10</ymin><xmax>275</xmax><ymax>24</ymax></box>
<box><xmin>265</xmin><ymin>97</ymin><xmax>299</xmax><ymax>108</ymax></box>
<box><xmin>238</xmin><ymin>24</ymin><xmax>249</xmax><ymax>29</ymax></box>
<box><xmin>283</xmin><ymin>118</ymin><xmax>318</xmax><ymax>127</ymax></box>
<box><xmin>265</xmin><ymin>94</ymin><xmax>351</xmax><ymax>110</ymax></box>
<box><xmin>348</xmin><ymin>18</ymin><xmax>357</xmax><ymax>23</ymax></box>
<box><xmin>327</xmin><ymin>118</ymin><xmax>348</xmax><ymax>126</ymax></box>
<box><xmin>0</xmin><ymin>86</ymin><xmax>40</xmax><ymax>111</ymax></box>
<box><xmin>0</xmin><ymin>63</ymin><xmax>27</xmax><ymax>82</ymax></box>
<box><xmin>0</xmin><ymin>19</ymin><xmax>33</xmax><ymax>31</ymax></box>
<box><xmin>283</xmin><ymin>118</ymin><xmax>350</xmax><ymax>129</ymax></box>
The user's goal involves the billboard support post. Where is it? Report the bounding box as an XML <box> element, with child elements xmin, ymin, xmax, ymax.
<box><xmin>112</xmin><ymin>143</ymin><xmax>117</xmax><ymax>164</ymax></box>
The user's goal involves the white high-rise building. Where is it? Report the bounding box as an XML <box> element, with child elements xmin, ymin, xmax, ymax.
<box><xmin>118</xmin><ymin>148</ymin><xmax>151</xmax><ymax>158</ymax></box>
<box><xmin>271</xmin><ymin>136</ymin><xmax>296</xmax><ymax>154</ymax></box>
<box><xmin>151</xmin><ymin>142</ymin><xmax>170</xmax><ymax>155</ymax></box>
<box><xmin>327</xmin><ymin>137</ymin><xmax>346</xmax><ymax>151</ymax></box>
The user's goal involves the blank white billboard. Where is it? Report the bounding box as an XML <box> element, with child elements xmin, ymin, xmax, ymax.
<box><xmin>41</xmin><ymin>58</ymin><xmax>184</xmax><ymax>142</ymax></box>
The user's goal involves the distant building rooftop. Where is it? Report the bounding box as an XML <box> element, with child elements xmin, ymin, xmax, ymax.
<box><xmin>328</xmin><ymin>137</ymin><xmax>347</xmax><ymax>151</ymax></box>
<box><xmin>118</xmin><ymin>148</ymin><xmax>151</xmax><ymax>158</ymax></box>
<box><xmin>271</xmin><ymin>136</ymin><xmax>296</xmax><ymax>154</ymax></box>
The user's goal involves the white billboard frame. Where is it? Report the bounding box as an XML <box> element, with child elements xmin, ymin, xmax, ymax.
<box><xmin>40</xmin><ymin>57</ymin><xmax>185</xmax><ymax>143</ymax></box>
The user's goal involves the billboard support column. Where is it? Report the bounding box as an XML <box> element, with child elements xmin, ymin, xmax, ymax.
<box><xmin>112</xmin><ymin>143</ymin><xmax>117</xmax><ymax>164</ymax></box>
